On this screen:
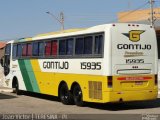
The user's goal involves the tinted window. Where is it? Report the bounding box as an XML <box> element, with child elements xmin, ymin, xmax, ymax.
<box><xmin>26</xmin><ymin>43</ymin><xmax>32</xmax><ymax>56</ymax></box>
<box><xmin>45</xmin><ymin>41</ymin><xmax>51</xmax><ymax>56</ymax></box>
<box><xmin>66</xmin><ymin>38</ymin><xmax>73</xmax><ymax>55</ymax></box>
<box><xmin>157</xmin><ymin>36</ymin><xmax>160</xmax><ymax>59</ymax></box>
<box><xmin>33</xmin><ymin>42</ymin><xmax>39</xmax><ymax>56</ymax></box>
<box><xmin>84</xmin><ymin>36</ymin><xmax>93</xmax><ymax>54</ymax></box>
<box><xmin>22</xmin><ymin>44</ymin><xmax>27</xmax><ymax>56</ymax></box>
<box><xmin>52</xmin><ymin>40</ymin><xmax>57</xmax><ymax>56</ymax></box>
<box><xmin>75</xmin><ymin>38</ymin><xmax>84</xmax><ymax>55</ymax></box>
<box><xmin>59</xmin><ymin>40</ymin><xmax>66</xmax><ymax>55</ymax></box>
<box><xmin>13</xmin><ymin>45</ymin><xmax>17</xmax><ymax>58</ymax></box>
<box><xmin>94</xmin><ymin>35</ymin><xmax>103</xmax><ymax>54</ymax></box>
<box><xmin>17</xmin><ymin>44</ymin><xmax>22</xmax><ymax>57</ymax></box>
<box><xmin>39</xmin><ymin>42</ymin><xmax>44</xmax><ymax>56</ymax></box>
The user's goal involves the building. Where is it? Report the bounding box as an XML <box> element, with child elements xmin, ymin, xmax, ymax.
<box><xmin>0</xmin><ymin>42</ymin><xmax>6</xmax><ymax>59</ymax></box>
<box><xmin>118</xmin><ymin>8</ymin><xmax>160</xmax><ymax>23</ymax></box>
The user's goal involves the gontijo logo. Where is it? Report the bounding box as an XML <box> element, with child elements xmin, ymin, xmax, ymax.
<box><xmin>123</xmin><ymin>30</ymin><xmax>145</xmax><ymax>42</ymax></box>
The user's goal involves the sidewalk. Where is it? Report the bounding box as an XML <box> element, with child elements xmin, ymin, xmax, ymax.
<box><xmin>0</xmin><ymin>87</ymin><xmax>13</xmax><ymax>92</ymax></box>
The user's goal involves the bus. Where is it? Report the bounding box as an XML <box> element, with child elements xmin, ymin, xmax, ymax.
<box><xmin>1</xmin><ymin>23</ymin><xmax>158</xmax><ymax>106</ymax></box>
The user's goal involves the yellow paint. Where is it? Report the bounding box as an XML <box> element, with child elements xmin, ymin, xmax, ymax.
<box><xmin>12</xmin><ymin>65</ymin><xmax>18</xmax><ymax>68</ymax></box>
<box><xmin>129</xmin><ymin>30</ymin><xmax>145</xmax><ymax>42</ymax></box>
<box><xmin>35</xmin><ymin>28</ymin><xmax>86</xmax><ymax>37</ymax></box>
<box><xmin>25</xmin><ymin>37</ymin><xmax>32</xmax><ymax>41</ymax></box>
<box><xmin>30</xmin><ymin>60</ymin><xmax>54</xmax><ymax>94</ymax></box>
<box><xmin>30</xmin><ymin>59</ymin><xmax>158</xmax><ymax>103</ymax></box>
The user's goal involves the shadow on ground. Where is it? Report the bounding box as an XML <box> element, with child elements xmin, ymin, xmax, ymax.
<box><xmin>84</xmin><ymin>98</ymin><xmax>160</xmax><ymax>111</ymax></box>
<box><xmin>21</xmin><ymin>91</ymin><xmax>160</xmax><ymax>111</ymax></box>
<box><xmin>22</xmin><ymin>91</ymin><xmax>59</xmax><ymax>102</ymax></box>
<box><xmin>0</xmin><ymin>93</ymin><xmax>17</xmax><ymax>99</ymax></box>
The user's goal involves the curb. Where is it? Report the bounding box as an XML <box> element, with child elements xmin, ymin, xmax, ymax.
<box><xmin>0</xmin><ymin>88</ymin><xmax>13</xmax><ymax>93</ymax></box>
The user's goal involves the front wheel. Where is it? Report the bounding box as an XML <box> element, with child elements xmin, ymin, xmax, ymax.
<box><xmin>73</xmin><ymin>84</ymin><xmax>84</xmax><ymax>106</ymax></box>
<box><xmin>13</xmin><ymin>80</ymin><xmax>22</xmax><ymax>95</ymax></box>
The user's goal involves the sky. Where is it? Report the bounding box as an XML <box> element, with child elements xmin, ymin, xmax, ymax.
<box><xmin>0</xmin><ymin>0</ymin><xmax>157</xmax><ymax>40</ymax></box>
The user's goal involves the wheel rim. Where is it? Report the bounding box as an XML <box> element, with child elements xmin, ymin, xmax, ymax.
<box><xmin>60</xmin><ymin>85</ymin><xmax>69</xmax><ymax>101</ymax></box>
<box><xmin>74</xmin><ymin>86</ymin><xmax>82</xmax><ymax>103</ymax></box>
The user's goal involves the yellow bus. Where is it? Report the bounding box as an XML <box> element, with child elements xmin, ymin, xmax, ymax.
<box><xmin>1</xmin><ymin>23</ymin><xmax>158</xmax><ymax>106</ymax></box>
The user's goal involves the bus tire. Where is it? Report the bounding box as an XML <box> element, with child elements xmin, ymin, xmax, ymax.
<box><xmin>15</xmin><ymin>82</ymin><xmax>22</xmax><ymax>95</ymax></box>
<box><xmin>73</xmin><ymin>84</ymin><xmax>84</xmax><ymax>106</ymax></box>
<box><xmin>13</xmin><ymin>78</ymin><xmax>22</xmax><ymax>95</ymax></box>
<box><xmin>59</xmin><ymin>83</ymin><xmax>73</xmax><ymax>105</ymax></box>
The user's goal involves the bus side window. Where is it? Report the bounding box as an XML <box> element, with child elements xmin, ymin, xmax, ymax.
<box><xmin>22</xmin><ymin>44</ymin><xmax>27</xmax><ymax>56</ymax></box>
<box><xmin>59</xmin><ymin>40</ymin><xmax>66</xmax><ymax>55</ymax></box>
<box><xmin>84</xmin><ymin>36</ymin><xmax>93</xmax><ymax>54</ymax></box>
<box><xmin>17</xmin><ymin>44</ymin><xmax>22</xmax><ymax>57</ymax></box>
<box><xmin>75</xmin><ymin>37</ymin><xmax>84</xmax><ymax>55</ymax></box>
<box><xmin>66</xmin><ymin>38</ymin><xmax>73</xmax><ymax>55</ymax></box>
<box><xmin>39</xmin><ymin>42</ymin><xmax>44</xmax><ymax>56</ymax></box>
<box><xmin>45</xmin><ymin>41</ymin><xmax>51</xmax><ymax>56</ymax></box>
<box><xmin>27</xmin><ymin>43</ymin><xmax>32</xmax><ymax>56</ymax></box>
<box><xmin>94</xmin><ymin>35</ymin><xmax>103</xmax><ymax>54</ymax></box>
<box><xmin>33</xmin><ymin>42</ymin><xmax>39</xmax><ymax>56</ymax></box>
<box><xmin>52</xmin><ymin>40</ymin><xmax>57</xmax><ymax>56</ymax></box>
<box><xmin>13</xmin><ymin>45</ymin><xmax>17</xmax><ymax>59</ymax></box>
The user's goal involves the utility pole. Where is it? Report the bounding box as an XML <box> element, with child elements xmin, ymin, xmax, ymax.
<box><xmin>60</xmin><ymin>12</ymin><xmax>64</xmax><ymax>31</ymax></box>
<box><xmin>46</xmin><ymin>11</ymin><xmax>65</xmax><ymax>32</ymax></box>
<box><xmin>127</xmin><ymin>1</ymin><xmax>131</xmax><ymax>11</ymax></box>
<box><xmin>149</xmin><ymin>0</ymin><xmax>155</xmax><ymax>26</ymax></box>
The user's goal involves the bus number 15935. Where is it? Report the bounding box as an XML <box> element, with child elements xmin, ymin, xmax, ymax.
<box><xmin>80</xmin><ymin>62</ymin><xmax>101</xmax><ymax>70</ymax></box>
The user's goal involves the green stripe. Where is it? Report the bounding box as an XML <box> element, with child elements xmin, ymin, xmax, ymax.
<box><xmin>18</xmin><ymin>60</ymin><xmax>33</xmax><ymax>91</ymax></box>
<box><xmin>24</xmin><ymin>60</ymin><xmax>40</xmax><ymax>92</ymax></box>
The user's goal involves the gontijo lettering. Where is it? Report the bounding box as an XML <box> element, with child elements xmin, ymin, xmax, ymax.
<box><xmin>117</xmin><ymin>44</ymin><xmax>151</xmax><ymax>50</ymax></box>
<box><xmin>43</xmin><ymin>61</ymin><xmax>69</xmax><ymax>69</ymax></box>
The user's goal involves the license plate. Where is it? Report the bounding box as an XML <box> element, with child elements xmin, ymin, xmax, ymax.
<box><xmin>135</xmin><ymin>81</ymin><xmax>143</xmax><ymax>85</ymax></box>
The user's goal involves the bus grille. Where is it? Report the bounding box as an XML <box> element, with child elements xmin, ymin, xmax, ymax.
<box><xmin>89</xmin><ymin>81</ymin><xmax>102</xmax><ymax>100</ymax></box>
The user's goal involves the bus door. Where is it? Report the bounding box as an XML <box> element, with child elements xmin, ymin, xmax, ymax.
<box><xmin>4</xmin><ymin>44</ymin><xmax>11</xmax><ymax>76</ymax></box>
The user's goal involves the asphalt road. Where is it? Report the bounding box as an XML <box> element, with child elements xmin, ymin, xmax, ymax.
<box><xmin>0</xmin><ymin>91</ymin><xmax>160</xmax><ymax>115</ymax></box>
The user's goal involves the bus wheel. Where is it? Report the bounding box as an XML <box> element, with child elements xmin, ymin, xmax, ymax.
<box><xmin>73</xmin><ymin>84</ymin><xmax>84</xmax><ymax>106</ymax></box>
<box><xmin>13</xmin><ymin>79</ymin><xmax>22</xmax><ymax>95</ymax></box>
<box><xmin>59</xmin><ymin>83</ymin><xmax>73</xmax><ymax>105</ymax></box>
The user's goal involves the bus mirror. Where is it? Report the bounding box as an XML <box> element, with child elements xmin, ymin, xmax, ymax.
<box><xmin>0</xmin><ymin>57</ymin><xmax>4</xmax><ymax>67</ymax></box>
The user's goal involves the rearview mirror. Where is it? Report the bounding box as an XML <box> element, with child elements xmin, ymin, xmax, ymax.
<box><xmin>0</xmin><ymin>57</ymin><xmax>4</xmax><ymax>67</ymax></box>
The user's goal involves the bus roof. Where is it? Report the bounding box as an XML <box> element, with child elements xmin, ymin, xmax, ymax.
<box><xmin>12</xmin><ymin>23</ymin><xmax>151</xmax><ymax>43</ymax></box>
<box><xmin>35</xmin><ymin>28</ymin><xmax>86</xmax><ymax>37</ymax></box>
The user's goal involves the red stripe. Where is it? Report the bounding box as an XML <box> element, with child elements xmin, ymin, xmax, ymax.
<box><xmin>117</xmin><ymin>77</ymin><xmax>152</xmax><ymax>81</ymax></box>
